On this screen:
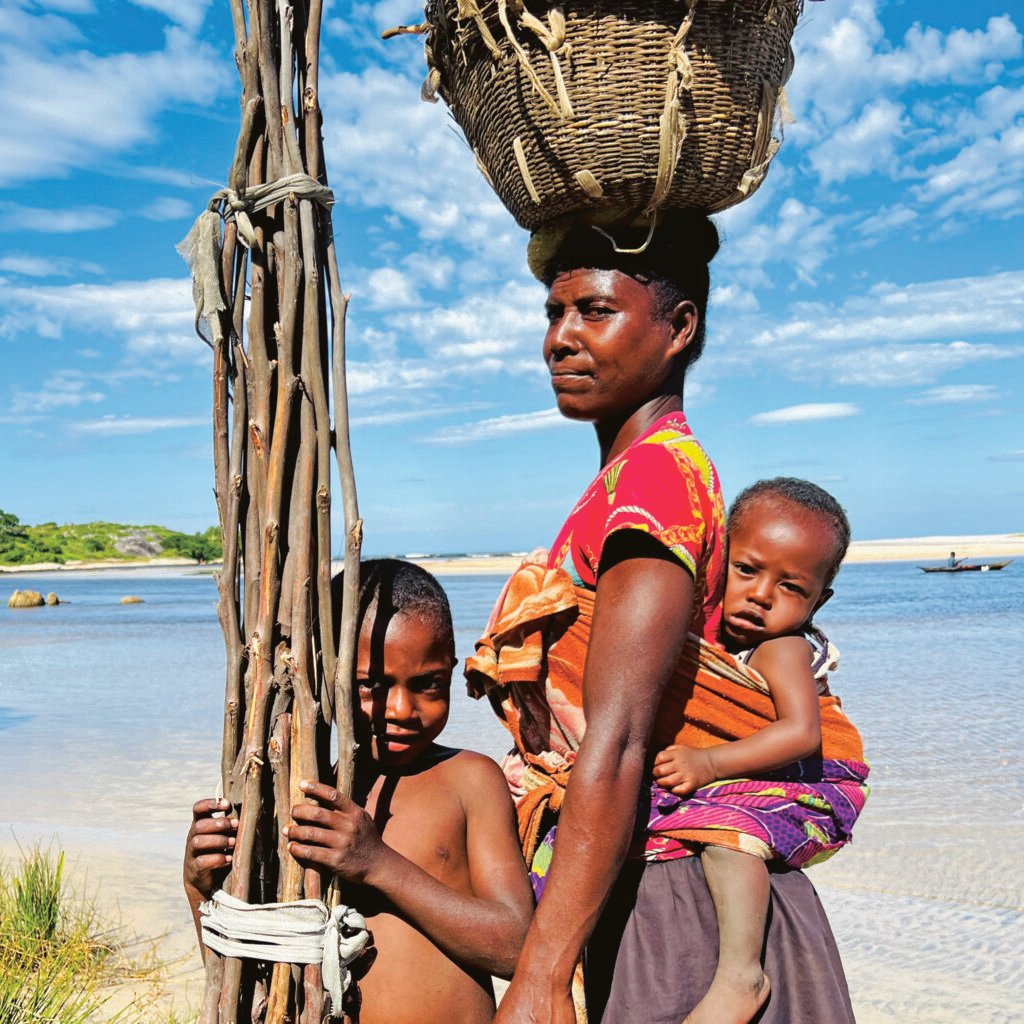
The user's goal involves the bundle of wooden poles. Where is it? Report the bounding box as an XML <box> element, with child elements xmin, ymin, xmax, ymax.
<box><xmin>190</xmin><ymin>2</ymin><xmax>361</xmax><ymax>1022</ymax></box>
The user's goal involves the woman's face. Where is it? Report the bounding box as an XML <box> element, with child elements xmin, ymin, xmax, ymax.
<box><xmin>543</xmin><ymin>268</ymin><xmax>694</xmax><ymax>423</ymax></box>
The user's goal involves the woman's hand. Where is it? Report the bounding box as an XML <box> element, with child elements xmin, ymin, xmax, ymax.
<box><xmin>183</xmin><ymin>797</ymin><xmax>237</xmax><ymax>900</ymax></box>
<box><xmin>285</xmin><ymin>780</ymin><xmax>388</xmax><ymax>885</ymax></box>
<box><xmin>652</xmin><ymin>744</ymin><xmax>718</xmax><ymax>796</ymax></box>
<box><xmin>492</xmin><ymin>974</ymin><xmax>576</xmax><ymax>1024</ymax></box>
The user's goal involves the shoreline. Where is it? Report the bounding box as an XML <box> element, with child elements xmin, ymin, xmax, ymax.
<box><xmin>0</xmin><ymin>556</ymin><xmax>219</xmax><ymax>575</ymax></box>
<box><xmin>2</xmin><ymin>533</ymin><xmax>1021</xmax><ymax>578</ymax></box>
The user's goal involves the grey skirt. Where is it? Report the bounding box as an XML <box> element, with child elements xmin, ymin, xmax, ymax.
<box><xmin>585</xmin><ymin>857</ymin><xmax>855</xmax><ymax>1024</ymax></box>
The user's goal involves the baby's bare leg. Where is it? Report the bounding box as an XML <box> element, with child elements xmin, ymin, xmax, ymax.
<box><xmin>683</xmin><ymin>846</ymin><xmax>771</xmax><ymax>1024</ymax></box>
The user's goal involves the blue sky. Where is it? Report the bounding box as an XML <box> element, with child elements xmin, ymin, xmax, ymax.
<box><xmin>1</xmin><ymin>0</ymin><xmax>1021</xmax><ymax>555</ymax></box>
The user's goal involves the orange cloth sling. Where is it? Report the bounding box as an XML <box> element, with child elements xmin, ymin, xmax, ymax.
<box><xmin>466</xmin><ymin>562</ymin><xmax>866</xmax><ymax>863</ymax></box>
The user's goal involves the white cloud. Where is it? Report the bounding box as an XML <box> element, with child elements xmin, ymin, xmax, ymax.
<box><xmin>346</xmin><ymin>361</ymin><xmax>445</xmax><ymax>396</ymax></box>
<box><xmin>855</xmin><ymin>204</ymin><xmax>918</xmax><ymax>238</ymax></box>
<box><xmin>10</xmin><ymin>372</ymin><xmax>105</xmax><ymax>414</ymax></box>
<box><xmin>809</xmin><ymin>99</ymin><xmax>906</xmax><ymax>184</ymax></box>
<box><xmin>39</xmin><ymin>0</ymin><xmax>95</xmax><ymax>12</ymax></box>
<box><xmin>906</xmin><ymin>384</ymin><xmax>999</xmax><ymax>405</ymax></box>
<box><xmin>426</xmin><ymin>408</ymin><xmax>567</xmax><ymax>444</ymax></box>
<box><xmin>711</xmin><ymin>283</ymin><xmax>759</xmax><ymax>313</ymax></box>
<box><xmin>789</xmin><ymin>6</ymin><xmax>1022</xmax><ymax>137</ymax></box>
<box><xmin>748</xmin><ymin>403</ymin><xmax>860</xmax><ymax>426</ymax></box>
<box><xmin>0</xmin><ymin>4</ymin><xmax>84</xmax><ymax>46</ymax></box>
<box><xmin>719</xmin><ymin>198</ymin><xmax>841</xmax><ymax>285</ymax></box>
<box><xmin>0</xmin><ymin>203</ymin><xmax>119</xmax><ymax>233</ymax></box>
<box><xmin>749</xmin><ymin>270</ymin><xmax>1024</xmax><ymax>349</ymax></box>
<box><xmin>0</xmin><ymin>22</ymin><xmax>228</xmax><ymax>186</ymax></box>
<box><xmin>827</xmin><ymin>342</ymin><xmax>1015</xmax><ymax>387</ymax></box>
<box><xmin>0</xmin><ymin>254</ymin><xmax>97</xmax><ymax>277</ymax></box>
<box><xmin>882</xmin><ymin>16</ymin><xmax>1022</xmax><ymax>85</ymax></box>
<box><xmin>383</xmin><ymin>279</ymin><xmax>545</xmax><ymax>364</ymax></box>
<box><xmin>349</xmin><ymin>403</ymin><xmax>491</xmax><ymax>428</ymax></box>
<box><xmin>141</xmin><ymin>197</ymin><xmax>194</xmax><ymax>221</ymax></box>
<box><xmin>319</xmin><ymin>64</ymin><xmax>526</xmax><ymax>271</ymax></box>
<box><xmin>126</xmin><ymin>0</ymin><xmax>211</xmax><ymax>32</ymax></box>
<box><xmin>436</xmin><ymin>338</ymin><xmax>519</xmax><ymax>359</ymax></box>
<box><xmin>0</xmin><ymin>277</ymin><xmax>199</xmax><ymax>359</ymax></box>
<box><xmin>917</xmin><ymin>122</ymin><xmax>1024</xmax><ymax>218</ymax></box>
<box><xmin>364</xmin><ymin>266</ymin><xmax>421</xmax><ymax>310</ymax></box>
<box><xmin>72</xmin><ymin>415</ymin><xmax>206</xmax><ymax>435</ymax></box>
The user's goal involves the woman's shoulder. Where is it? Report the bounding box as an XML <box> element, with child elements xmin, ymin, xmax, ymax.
<box><xmin>628</xmin><ymin>417</ymin><xmax>720</xmax><ymax>495</ymax></box>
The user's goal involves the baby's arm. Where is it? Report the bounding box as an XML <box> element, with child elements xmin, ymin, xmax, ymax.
<box><xmin>653</xmin><ymin>634</ymin><xmax>821</xmax><ymax>796</ymax></box>
<box><xmin>287</xmin><ymin>760</ymin><xmax>533</xmax><ymax>978</ymax></box>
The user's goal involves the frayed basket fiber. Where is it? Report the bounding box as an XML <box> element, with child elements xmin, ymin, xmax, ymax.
<box><xmin>423</xmin><ymin>0</ymin><xmax>802</xmax><ymax>231</ymax></box>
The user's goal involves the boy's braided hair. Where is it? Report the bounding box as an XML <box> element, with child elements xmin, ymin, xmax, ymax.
<box><xmin>728</xmin><ymin>477</ymin><xmax>851</xmax><ymax>585</ymax></box>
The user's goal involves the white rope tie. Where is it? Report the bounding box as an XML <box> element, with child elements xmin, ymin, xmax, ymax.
<box><xmin>200</xmin><ymin>889</ymin><xmax>371</xmax><ymax>1014</ymax></box>
<box><xmin>178</xmin><ymin>173</ymin><xmax>335</xmax><ymax>347</ymax></box>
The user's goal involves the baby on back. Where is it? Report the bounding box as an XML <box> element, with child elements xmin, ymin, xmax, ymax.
<box><xmin>184</xmin><ymin>559</ymin><xmax>533</xmax><ymax>1023</ymax></box>
<box><xmin>654</xmin><ymin>478</ymin><xmax>868</xmax><ymax>1024</ymax></box>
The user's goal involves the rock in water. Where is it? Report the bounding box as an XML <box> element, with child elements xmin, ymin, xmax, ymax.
<box><xmin>8</xmin><ymin>590</ymin><xmax>45</xmax><ymax>608</ymax></box>
<box><xmin>46</xmin><ymin>592</ymin><xmax>60</xmax><ymax>606</ymax></box>
<box><xmin>120</xmin><ymin>595</ymin><xmax>144</xmax><ymax>604</ymax></box>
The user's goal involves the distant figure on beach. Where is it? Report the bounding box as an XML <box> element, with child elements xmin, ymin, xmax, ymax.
<box><xmin>467</xmin><ymin>213</ymin><xmax>858</xmax><ymax>1024</ymax></box>
<box><xmin>652</xmin><ymin>478</ymin><xmax>869</xmax><ymax>1024</ymax></box>
<box><xmin>184</xmin><ymin>559</ymin><xmax>533</xmax><ymax>1024</ymax></box>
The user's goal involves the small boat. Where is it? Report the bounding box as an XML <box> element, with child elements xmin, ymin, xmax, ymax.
<box><xmin>919</xmin><ymin>560</ymin><xmax>1013</xmax><ymax>573</ymax></box>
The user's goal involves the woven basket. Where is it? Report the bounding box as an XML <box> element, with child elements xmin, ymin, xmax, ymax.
<box><xmin>424</xmin><ymin>0</ymin><xmax>801</xmax><ymax>232</ymax></box>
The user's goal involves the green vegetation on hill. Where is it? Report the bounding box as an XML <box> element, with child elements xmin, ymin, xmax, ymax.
<box><xmin>0</xmin><ymin>509</ymin><xmax>222</xmax><ymax>566</ymax></box>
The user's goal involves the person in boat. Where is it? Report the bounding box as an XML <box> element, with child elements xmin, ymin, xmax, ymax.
<box><xmin>652</xmin><ymin>477</ymin><xmax>869</xmax><ymax>1023</ymax></box>
<box><xmin>184</xmin><ymin>559</ymin><xmax>534</xmax><ymax>1024</ymax></box>
<box><xmin>948</xmin><ymin>551</ymin><xmax>965</xmax><ymax>568</ymax></box>
<box><xmin>467</xmin><ymin>212</ymin><xmax>858</xmax><ymax>1024</ymax></box>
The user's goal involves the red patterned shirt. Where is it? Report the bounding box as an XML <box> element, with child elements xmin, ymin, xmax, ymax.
<box><xmin>548</xmin><ymin>412</ymin><xmax>725</xmax><ymax>643</ymax></box>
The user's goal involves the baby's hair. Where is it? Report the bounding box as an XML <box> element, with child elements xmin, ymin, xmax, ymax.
<box><xmin>330</xmin><ymin>558</ymin><xmax>455</xmax><ymax>656</ymax></box>
<box><xmin>728</xmin><ymin>478</ymin><xmax>851</xmax><ymax>584</ymax></box>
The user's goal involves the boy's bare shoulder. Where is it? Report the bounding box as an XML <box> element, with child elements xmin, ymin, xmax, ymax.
<box><xmin>423</xmin><ymin>746</ymin><xmax>511</xmax><ymax>799</ymax></box>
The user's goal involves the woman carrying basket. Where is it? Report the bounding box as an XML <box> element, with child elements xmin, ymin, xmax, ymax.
<box><xmin>466</xmin><ymin>213</ymin><xmax>857</xmax><ymax>1024</ymax></box>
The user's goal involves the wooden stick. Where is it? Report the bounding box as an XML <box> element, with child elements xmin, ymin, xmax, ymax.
<box><xmin>201</xmin><ymin>2</ymin><xmax>358</xmax><ymax>1019</ymax></box>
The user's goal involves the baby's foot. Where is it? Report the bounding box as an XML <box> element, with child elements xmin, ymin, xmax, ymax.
<box><xmin>682</xmin><ymin>968</ymin><xmax>770</xmax><ymax>1024</ymax></box>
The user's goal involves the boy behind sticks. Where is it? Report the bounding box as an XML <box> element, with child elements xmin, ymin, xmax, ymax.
<box><xmin>185</xmin><ymin>559</ymin><xmax>533</xmax><ymax>1024</ymax></box>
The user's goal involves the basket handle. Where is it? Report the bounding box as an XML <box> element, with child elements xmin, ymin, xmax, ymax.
<box><xmin>645</xmin><ymin>0</ymin><xmax>698</xmax><ymax>215</ymax></box>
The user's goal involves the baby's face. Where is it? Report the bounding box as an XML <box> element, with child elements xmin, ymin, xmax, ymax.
<box><xmin>722</xmin><ymin>499</ymin><xmax>835</xmax><ymax>649</ymax></box>
<box><xmin>354</xmin><ymin>609</ymin><xmax>455</xmax><ymax>767</ymax></box>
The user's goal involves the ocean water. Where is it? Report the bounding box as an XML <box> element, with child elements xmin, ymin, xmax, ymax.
<box><xmin>1</xmin><ymin>560</ymin><xmax>1022</xmax><ymax>1021</ymax></box>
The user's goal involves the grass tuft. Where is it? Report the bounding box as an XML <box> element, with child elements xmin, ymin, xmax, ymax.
<box><xmin>0</xmin><ymin>843</ymin><xmax>163</xmax><ymax>1023</ymax></box>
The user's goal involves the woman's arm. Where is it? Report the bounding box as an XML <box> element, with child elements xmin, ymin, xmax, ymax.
<box><xmin>493</xmin><ymin>532</ymin><xmax>694</xmax><ymax>1024</ymax></box>
<box><xmin>653</xmin><ymin>635</ymin><xmax>821</xmax><ymax>795</ymax></box>
<box><xmin>286</xmin><ymin>767</ymin><xmax>534</xmax><ymax>978</ymax></box>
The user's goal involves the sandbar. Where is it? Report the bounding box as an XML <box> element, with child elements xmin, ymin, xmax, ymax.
<box><xmin>2</xmin><ymin>534</ymin><xmax>1020</xmax><ymax>581</ymax></box>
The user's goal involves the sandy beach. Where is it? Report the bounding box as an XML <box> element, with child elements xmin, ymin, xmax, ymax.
<box><xmin>414</xmin><ymin>533</ymin><xmax>1024</xmax><ymax>573</ymax></box>
<box><xmin>2</xmin><ymin>552</ymin><xmax>1021</xmax><ymax>1022</ymax></box>
<box><xmin>0</xmin><ymin>556</ymin><xmax>217</xmax><ymax>574</ymax></box>
<box><xmin>4</xmin><ymin>533</ymin><xmax>1018</xmax><ymax>580</ymax></box>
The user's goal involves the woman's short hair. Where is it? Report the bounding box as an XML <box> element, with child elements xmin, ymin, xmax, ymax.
<box><xmin>539</xmin><ymin>210</ymin><xmax>720</xmax><ymax>379</ymax></box>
